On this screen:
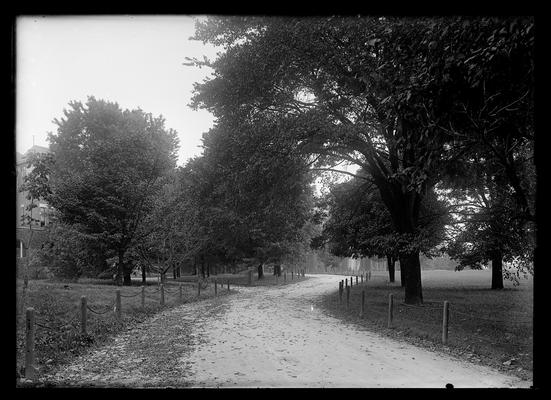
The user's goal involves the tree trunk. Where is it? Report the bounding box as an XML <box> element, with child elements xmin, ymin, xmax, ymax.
<box><xmin>400</xmin><ymin>251</ymin><xmax>423</xmax><ymax>304</ymax></box>
<box><xmin>142</xmin><ymin>263</ymin><xmax>147</xmax><ymax>284</ymax></box>
<box><xmin>491</xmin><ymin>251</ymin><xmax>504</xmax><ymax>290</ymax></box>
<box><xmin>376</xmin><ymin>178</ymin><xmax>424</xmax><ymax>303</ymax></box>
<box><xmin>400</xmin><ymin>261</ymin><xmax>406</xmax><ymax>287</ymax></box>
<box><xmin>115</xmin><ymin>249</ymin><xmax>125</xmax><ymax>286</ymax></box>
<box><xmin>387</xmin><ymin>255</ymin><xmax>395</xmax><ymax>283</ymax></box>
<box><xmin>257</xmin><ymin>264</ymin><xmax>264</xmax><ymax>280</ymax></box>
<box><xmin>200</xmin><ymin>255</ymin><xmax>206</xmax><ymax>278</ymax></box>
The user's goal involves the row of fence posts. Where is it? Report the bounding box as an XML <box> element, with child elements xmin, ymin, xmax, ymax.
<box><xmin>337</xmin><ymin>274</ymin><xmax>451</xmax><ymax>345</ymax></box>
<box><xmin>23</xmin><ymin>278</ymin><xmax>233</xmax><ymax>380</ymax></box>
<box><xmin>247</xmin><ymin>268</ymin><xmax>306</xmax><ymax>286</ymax></box>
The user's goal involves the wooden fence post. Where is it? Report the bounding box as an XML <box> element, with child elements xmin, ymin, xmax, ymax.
<box><xmin>346</xmin><ymin>285</ymin><xmax>350</xmax><ymax>309</ymax></box>
<box><xmin>141</xmin><ymin>286</ymin><xmax>145</xmax><ymax>310</ymax></box>
<box><xmin>80</xmin><ymin>296</ymin><xmax>87</xmax><ymax>335</ymax></box>
<box><xmin>160</xmin><ymin>284</ymin><xmax>165</xmax><ymax>306</ymax></box>
<box><xmin>214</xmin><ymin>279</ymin><xmax>217</xmax><ymax>296</ymax></box>
<box><xmin>25</xmin><ymin>307</ymin><xmax>37</xmax><ymax>379</ymax></box>
<box><xmin>179</xmin><ymin>284</ymin><xmax>183</xmax><ymax>302</ymax></box>
<box><xmin>360</xmin><ymin>290</ymin><xmax>365</xmax><ymax>318</ymax></box>
<box><xmin>387</xmin><ymin>294</ymin><xmax>394</xmax><ymax>328</ymax></box>
<box><xmin>339</xmin><ymin>281</ymin><xmax>343</xmax><ymax>304</ymax></box>
<box><xmin>361</xmin><ymin>274</ymin><xmax>363</xmax><ymax>284</ymax></box>
<box><xmin>356</xmin><ymin>276</ymin><xmax>358</xmax><ymax>285</ymax></box>
<box><xmin>291</xmin><ymin>271</ymin><xmax>294</xmax><ymax>280</ymax></box>
<box><xmin>115</xmin><ymin>289</ymin><xmax>122</xmax><ymax>320</ymax></box>
<box><xmin>198</xmin><ymin>281</ymin><xmax>201</xmax><ymax>297</ymax></box>
<box><xmin>442</xmin><ymin>301</ymin><xmax>449</xmax><ymax>345</ymax></box>
<box><xmin>345</xmin><ymin>278</ymin><xmax>348</xmax><ymax>288</ymax></box>
<box><xmin>227</xmin><ymin>279</ymin><xmax>230</xmax><ymax>292</ymax></box>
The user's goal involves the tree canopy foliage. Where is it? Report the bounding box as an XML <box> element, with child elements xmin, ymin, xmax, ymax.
<box><xmin>187</xmin><ymin>16</ymin><xmax>535</xmax><ymax>301</ymax></box>
<box><xmin>46</xmin><ymin>97</ymin><xmax>179</xmax><ymax>284</ymax></box>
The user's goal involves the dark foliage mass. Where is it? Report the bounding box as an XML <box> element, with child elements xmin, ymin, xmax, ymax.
<box><xmin>21</xmin><ymin>17</ymin><xmax>534</xmax><ymax>299</ymax></box>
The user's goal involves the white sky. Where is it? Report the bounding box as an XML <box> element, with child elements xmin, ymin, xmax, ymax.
<box><xmin>16</xmin><ymin>15</ymin><xmax>220</xmax><ymax>166</ymax></box>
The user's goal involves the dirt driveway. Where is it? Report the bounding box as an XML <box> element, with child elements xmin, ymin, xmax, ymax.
<box><xmin>40</xmin><ymin>274</ymin><xmax>531</xmax><ymax>388</ymax></box>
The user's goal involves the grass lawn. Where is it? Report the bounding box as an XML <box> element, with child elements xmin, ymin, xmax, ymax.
<box><xmin>316</xmin><ymin>269</ymin><xmax>533</xmax><ymax>381</ymax></box>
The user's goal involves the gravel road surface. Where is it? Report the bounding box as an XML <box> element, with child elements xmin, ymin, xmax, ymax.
<box><xmin>40</xmin><ymin>274</ymin><xmax>531</xmax><ymax>388</ymax></box>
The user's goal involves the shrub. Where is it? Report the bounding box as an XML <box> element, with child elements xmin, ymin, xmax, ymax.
<box><xmin>35</xmin><ymin>224</ymin><xmax>103</xmax><ymax>280</ymax></box>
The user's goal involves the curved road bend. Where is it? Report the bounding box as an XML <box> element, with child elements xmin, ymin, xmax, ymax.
<box><xmin>42</xmin><ymin>274</ymin><xmax>531</xmax><ymax>388</ymax></box>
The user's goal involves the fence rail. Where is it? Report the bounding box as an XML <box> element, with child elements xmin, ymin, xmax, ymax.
<box><xmin>20</xmin><ymin>278</ymin><xmax>234</xmax><ymax>381</ymax></box>
<box><xmin>333</xmin><ymin>276</ymin><xmax>533</xmax><ymax>349</ymax></box>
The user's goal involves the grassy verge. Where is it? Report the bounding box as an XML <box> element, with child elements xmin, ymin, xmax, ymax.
<box><xmin>316</xmin><ymin>269</ymin><xmax>533</xmax><ymax>381</ymax></box>
<box><xmin>15</xmin><ymin>277</ymin><xmax>232</xmax><ymax>381</ymax></box>
<box><xmin>173</xmin><ymin>270</ymin><xmax>308</xmax><ymax>287</ymax></box>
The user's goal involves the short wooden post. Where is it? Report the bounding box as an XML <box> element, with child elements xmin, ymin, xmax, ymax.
<box><xmin>346</xmin><ymin>285</ymin><xmax>350</xmax><ymax>309</ymax></box>
<box><xmin>141</xmin><ymin>286</ymin><xmax>145</xmax><ymax>310</ymax></box>
<box><xmin>160</xmin><ymin>284</ymin><xmax>165</xmax><ymax>306</ymax></box>
<box><xmin>227</xmin><ymin>279</ymin><xmax>230</xmax><ymax>292</ymax></box>
<box><xmin>291</xmin><ymin>271</ymin><xmax>294</xmax><ymax>280</ymax></box>
<box><xmin>115</xmin><ymin>289</ymin><xmax>122</xmax><ymax>320</ymax></box>
<box><xmin>356</xmin><ymin>276</ymin><xmax>358</xmax><ymax>285</ymax></box>
<box><xmin>387</xmin><ymin>294</ymin><xmax>394</xmax><ymax>328</ymax></box>
<box><xmin>339</xmin><ymin>281</ymin><xmax>343</xmax><ymax>303</ymax></box>
<box><xmin>179</xmin><ymin>284</ymin><xmax>183</xmax><ymax>302</ymax></box>
<box><xmin>350</xmin><ymin>276</ymin><xmax>353</xmax><ymax>287</ymax></box>
<box><xmin>198</xmin><ymin>281</ymin><xmax>201</xmax><ymax>297</ymax></box>
<box><xmin>25</xmin><ymin>307</ymin><xmax>37</xmax><ymax>379</ymax></box>
<box><xmin>360</xmin><ymin>290</ymin><xmax>365</xmax><ymax>318</ymax></box>
<box><xmin>214</xmin><ymin>279</ymin><xmax>217</xmax><ymax>296</ymax></box>
<box><xmin>361</xmin><ymin>274</ymin><xmax>363</xmax><ymax>284</ymax></box>
<box><xmin>442</xmin><ymin>301</ymin><xmax>449</xmax><ymax>345</ymax></box>
<box><xmin>80</xmin><ymin>296</ymin><xmax>87</xmax><ymax>335</ymax></box>
<box><xmin>345</xmin><ymin>278</ymin><xmax>348</xmax><ymax>288</ymax></box>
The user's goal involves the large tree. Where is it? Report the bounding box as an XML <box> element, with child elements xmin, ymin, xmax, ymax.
<box><xmin>47</xmin><ymin>97</ymin><xmax>179</xmax><ymax>285</ymax></box>
<box><xmin>443</xmin><ymin>154</ymin><xmax>535</xmax><ymax>289</ymax></box>
<box><xmin>187</xmin><ymin>16</ymin><xmax>534</xmax><ymax>304</ymax></box>
<box><xmin>316</xmin><ymin>173</ymin><xmax>449</xmax><ymax>284</ymax></box>
<box><xmin>187</xmin><ymin>17</ymin><xmax>449</xmax><ymax>303</ymax></box>
<box><xmin>180</xmin><ymin>118</ymin><xmax>316</xmax><ymax>277</ymax></box>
